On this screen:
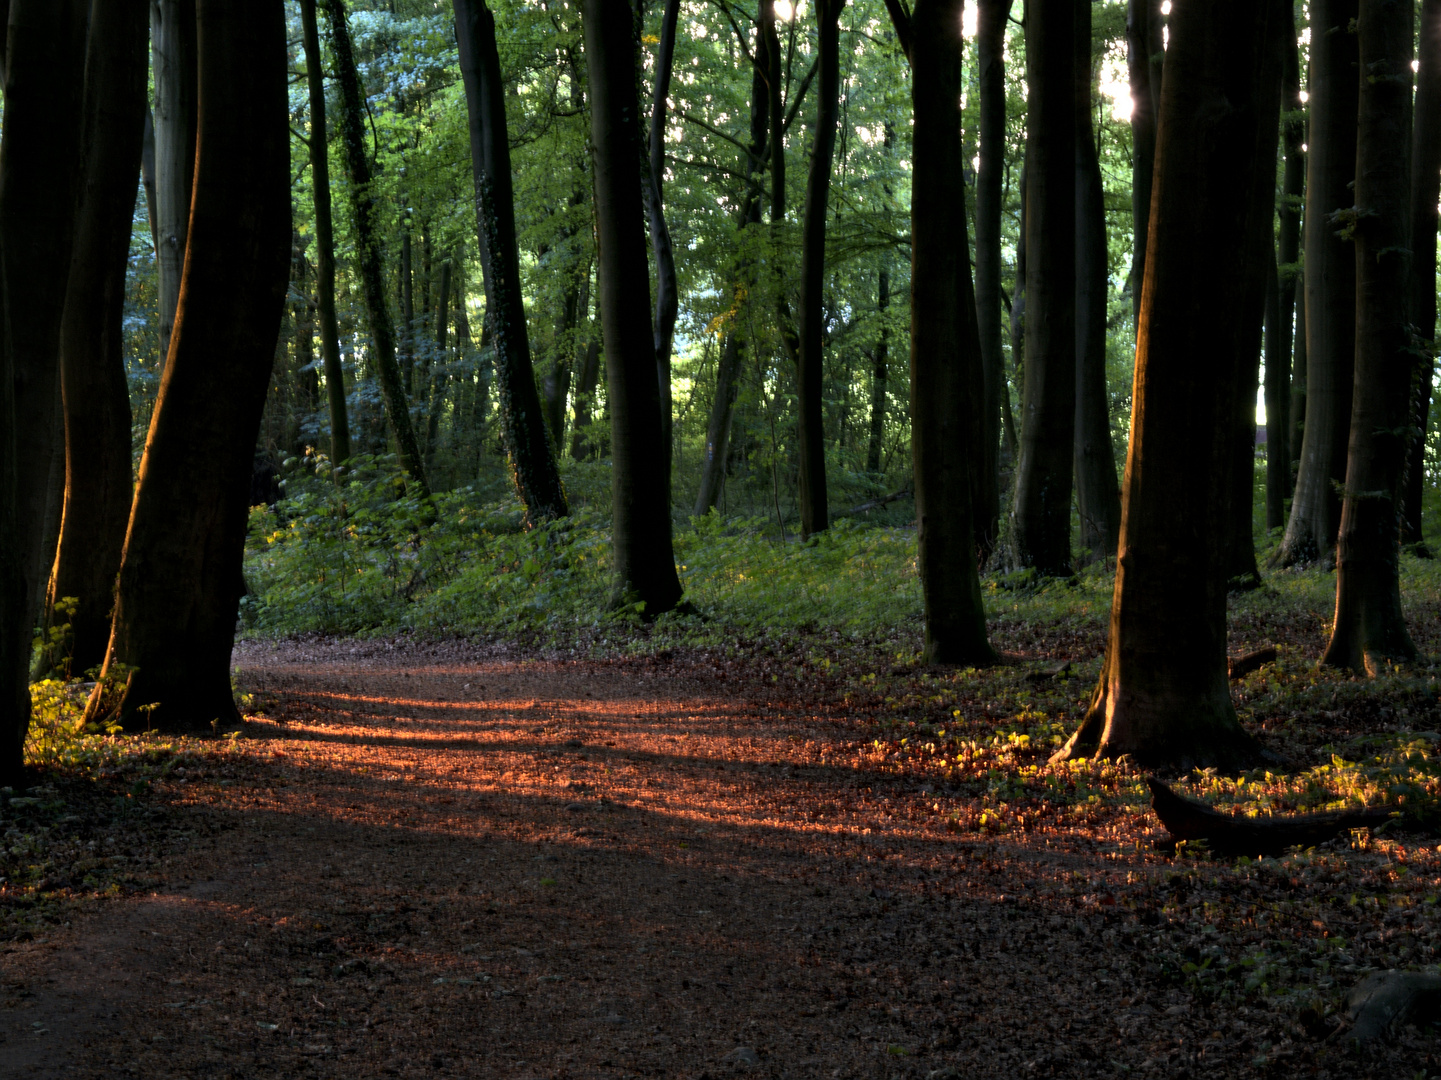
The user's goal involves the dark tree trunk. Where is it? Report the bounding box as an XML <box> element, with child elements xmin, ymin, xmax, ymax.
<box><xmin>1074</xmin><ymin>0</ymin><xmax>1121</xmax><ymax>562</ymax></box>
<box><xmin>1278</xmin><ymin>0</ymin><xmax>1359</xmax><ymax>566</ymax></box>
<box><xmin>1009</xmin><ymin>166</ymin><xmax>1027</xmax><ymax>419</ymax></box>
<box><xmin>0</xmin><ymin>0</ymin><xmax>89</xmax><ymax>782</ymax></box>
<box><xmin>322</xmin><ymin>0</ymin><xmax>429</xmax><ymax>494</ymax></box>
<box><xmin>795</xmin><ymin>0</ymin><xmax>844</xmax><ymax>539</ymax></box>
<box><xmin>1053</xmin><ymin>0</ymin><xmax>1285</xmax><ymax>771</ymax></box>
<box><xmin>453</xmin><ymin>0</ymin><xmax>567</xmax><ymax>521</ymax></box>
<box><xmin>1012</xmin><ymin>0</ymin><xmax>1075</xmax><ymax>575</ymax></box>
<box><xmin>84</xmin><ymin>0</ymin><xmax>290</xmax><ymax>734</ymax></box>
<box><xmin>866</xmin><ymin>267</ymin><xmax>890</xmax><ymax>474</ymax></box>
<box><xmin>904</xmin><ymin>0</ymin><xmax>995</xmax><ymax>665</ymax></box>
<box><xmin>1403</xmin><ymin>0</ymin><xmax>1441</xmax><ymax>550</ymax></box>
<box><xmin>1125</xmin><ymin>0</ymin><xmax>1162</xmax><ymax>325</ymax></box>
<box><xmin>1227</xmin><ymin>342</ymin><xmax>1263</xmax><ymax>591</ymax></box>
<box><xmin>1290</xmin><ymin>268</ymin><xmax>1307</xmax><ymax>470</ymax></box>
<box><xmin>1264</xmin><ymin>252</ymin><xmax>1288</xmax><ymax>528</ymax></box>
<box><xmin>290</xmin><ymin>237</ymin><xmax>319</xmax><ymax>429</ymax></box>
<box><xmin>151</xmin><ymin>0</ymin><xmax>197</xmax><ymax>372</ymax></box>
<box><xmin>570</xmin><ymin>334</ymin><xmax>602</xmax><ymax>462</ymax></box>
<box><xmin>543</xmin><ymin>272</ymin><xmax>578</xmax><ymax>453</ymax></box>
<box><xmin>425</xmin><ymin>258</ymin><xmax>451</xmax><ymax>460</ymax></box>
<box><xmin>1321</xmin><ymin>0</ymin><xmax>1418</xmax><ymax>672</ymax></box>
<box><xmin>645</xmin><ymin>0</ymin><xmax>681</xmax><ymax>503</ymax></box>
<box><xmin>400</xmin><ymin>228</ymin><xmax>415</xmax><ymax>397</ymax></box>
<box><xmin>299</xmin><ymin>0</ymin><xmax>350</xmax><ymax>466</ymax></box>
<box><xmin>584</xmin><ymin>0</ymin><xmax>683</xmax><ymax>613</ymax></box>
<box><xmin>140</xmin><ymin>110</ymin><xmax>158</xmax><ymax>253</ymax></box>
<box><xmin>42</xmin><ymin>0</ymin><xmax>146</xmax><ymax>680</ymax></box>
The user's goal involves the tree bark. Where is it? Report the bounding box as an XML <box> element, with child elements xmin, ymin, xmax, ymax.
<box><xmin>453</xmin><ymin>0</ymin><xmax>566</xmax><ymax>521</ymax></box>
<box><xmin>1227</xmin><ymin>337</ymin><xmax>1263</xmax><ymax>591</ymax></box>
<box><xmin>1074</xmin><ymin>0</ymin><xmax>1121</xmax><ymax>562</ymax></box>
<box><xmin>1321</xmin><ymin>0</ymin><xmax>1419</xmax><ymax>672</ymax></box>
<box><xmin>645</xmin><ymin>0</ymin><xmax>682</xmax><ymax>505</ymax></box>
<box><xmin>1125</xmin><ymin>0</ymin><xmax>1163</xmax><ymax>325</ymax></box>
<box><xmin>570</xmin><ymin>338</ymin><xmax>602</xmax><ymax>462</ymax></box>
<box><xmin>322</xmin><ymin>0</ymin><xmax>429</xmax><ymax>495</ymax></box>
<box><xmin>84</xmin><ymin>0</ymin><xmax>290</xmax><ymax>734</ymax></box>
<box><xmin>584</xmin><ymin>0</ymin><xmax>683</xmax><ymax>613</ymax></box>
<box><xmin>1053</xmin><ymin>0</ymin><xmax>1285</xmax><ymax>771</ymax></box>
<box><xmin>1278</xmin><ymin>0</ymin><xmax>1359</xmax><ymax>566</ymax></box>
<box><xmin>44</xmin><ymin>0</ymin><xmax>148</xmax><ymax>679</ymax></box>
<box><xmin>1290</xmin><ymin>268</ymin><xmax>1307</xmax><ymax>471</ymax></box>
<box><xmin>865</xmin><ymin>267</ymin><xmax>890</xmax><ymax>474</ymax></box>
<box><xmin>150</xmin><ymin>0</ymin><xmax>197</xmax><ymax>373</ymax></box>
<box><xmin>140</xmin><ymin>109</ymin><xmax>159</xmax><ymax>254</ymax></box>
<box><xmin>424</xmin><ymin>258</ymin><xmax>451</xmax><ymax>461</ymax></box>
<box><xmin>400</xmin><ymin>228</ymin><xmax>415</xmax><ymax>397</ymax></box>
<box><xmin>1012</xmin><ymin>0</ymin><xmax>1075</xmax><ymax>575</ymax></box>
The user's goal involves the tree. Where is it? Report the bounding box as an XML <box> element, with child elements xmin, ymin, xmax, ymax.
<box><xmin>645</xmin><ymin>0</ymin><xmax>683</xmax><ymax>503</ymax></box>
<box><xmin>1125</xmin><ymin>0</ymin><xmax>1162</xmax><ymax>325</ymax></box>
<box><xmin>1012</xmin><ymin>0</ymin><xmax>1076</xmax><ymax>576</ymax></box>
<box><xmin>1278</xmin><ymin>0</ymin><xmax>1360</xmax><ymax>566</ymax></box>
<box><xmin>583</xmin><ymin>0</ymin><xmax>683</xmax><ymax>615</ymax></box>
<box><xmin>84</xmin><ymin>0</ymin><xmax>291</xmax><ymax>733</ymax></box>
<box><xmin>150</xmin><ymin>0</ymin><xmax>196</xmax><ymax>371</ymax></box>
<box><xmin>299</xmin><ymin>0</ymin><xmax>352</xmax><ymax>467</ymax></box>
<box><xmin>1054</xmin><ymin>0</ymin><xmax>1285</xmax><ymax>771</ymax></box>
<box><xmin>1320</xmin><ymin>0</ymin><xmax>1419</xmax><ymax>672</ymax></box>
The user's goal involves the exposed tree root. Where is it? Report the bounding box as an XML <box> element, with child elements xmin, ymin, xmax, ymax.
<box><xmin>1226</xmin><ymin>645</ymin><xmax>1277</xmax><ymax>680</ymax></box>
<box><xmin>1338</xmin><ymin>970</ymin><xmax>1441</xmax><ymax>1046</ymax></box>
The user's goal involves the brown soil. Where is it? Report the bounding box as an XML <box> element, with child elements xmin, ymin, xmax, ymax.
<box><xmin>0</xmin><ymin>638</ymin><xmax>1433</xmax><ymax>1078</ymax></box>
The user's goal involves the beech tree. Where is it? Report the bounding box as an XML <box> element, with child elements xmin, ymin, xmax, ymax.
<box><xmin>150</xmin><ymin>0</ymin><xmax>196</xmax><ymax>371</ymax></box>
<box><xmin>1125</xmin><ymin>0</ymin><xmax>1162</xmax><ymax>325</ymax></box>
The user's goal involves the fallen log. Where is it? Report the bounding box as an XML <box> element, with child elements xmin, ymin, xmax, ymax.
<box><xmin>1147</xmin><ymin>776</ymin><xmax>1398</xmax><ymax>857</ymax></box>
<box><xmin>1339</xmin><ymin>970</ymin><xmax>1441</xmax><ymax>1046</ymax></box>
<box><xmin>1227</xmin><ymin>645</ymin><xmax>1277</xmax><ymax>680</ymax></box>
<box><xmin>837</xmin><ymin>485</ymin><xmax>912</xmax><ymax>518</ymax></box>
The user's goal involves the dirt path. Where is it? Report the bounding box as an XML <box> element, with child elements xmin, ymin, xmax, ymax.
<box><xmin>0</xmin><ymin>639</ymin><xmax>1425</xmax><ymax>1078</ymax></box>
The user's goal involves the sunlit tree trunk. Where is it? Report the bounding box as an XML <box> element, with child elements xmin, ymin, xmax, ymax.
<box><xmin>1054</xmin><ymin>0</ymin><xmax>1284</xmax><ymax>771</ymax></box>
<box><xmin>150</xmin><ymin>0</ymin><xmax>196</xmax><ymax>373</ymax></box>
<box><xmin>1321</xmin><ymin>0</ymin><xmax>1419</xmax><ymax>672</ymax></box>
<box><xmin>1125</xmin><ymin>0</ymin><xmax>1162</xmax><ymax>326</ymax></box>
<box><xmin>84</xmin><ymin>0</ymin><xmax>291</xmax><ymax>734</ymax></box>
<box><xmin>645</xmin><ymin>0</ymin><xmax>682</xmax><ymax>504</ymax></box>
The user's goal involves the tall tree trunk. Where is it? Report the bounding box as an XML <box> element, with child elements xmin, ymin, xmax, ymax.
<box><xmin>42</xmin><ymin>0</ymin><xmax>145</xmax><ymax>681</ymax></box>
<box><xmin>795</xmin><ymin>0</ymin><xmax>844</xmax><ymax>539</ymax></box>
<box><xmin>584</xmin><ymin>0</ymin><xmax>683</xmax><ymax>613</ymax></box>
<box><xmin>646</xmin><ymin>0</ymin><xmax>681</xmax><ymax>507</ymax></box>
<box><xmin>1012</xmin><ymin>0</ymin><xmax>1075</xmax><ymax>575</ymax></box>
<box><xmin>299</xmin><ymin>0</ymin><xmax>351</xmax><ymax>466</ymax></box>
<box><xmin>1009</xmin><ymin>166</ymin><xmax>1027</xmax><ymax>424</ymax></box>
<box><xmin>452</xmin><ymin>0</ymin><xmax>567</xmax><ymax>521</ymax></box>
<box><xmin>543</xmin><ymin>273</ymin><xmax>578</xmax><ymax>453</ymax></box>
<box><xmin>1321</xmin><ymin>0</ymin><xmax>1418</xmax><ymax>671</ymax></box>
<box><xmin>1054</xmin><ymin>0</ymin><xmax>1284</xmax><ymax>771</ymax></box>
<box><xmin>570</xmin><ymin>331</ymin><xmax>602</xmax><ymax>463</ymax></box>
<box><xmin>150</xmin><ymin>0</ymin><xmax>197</xmax><ymax>372</ymax></box>
<box><xmin>1264</xmin><ymin>253</ymin><xmax>1287</xmax><ymax>527</ymax></box>
<box><xmin>1074</xmin><ymin>0</ymin><xmax>1121</xmax><ymax>561</ymax></box>
<box><xmin>1289</xmin><ymin>269</ymin><xmax>1307</xmax><ymax>471</ymax></box>
<box><xmin>322</xmin><ymin>0</ymin><xmax>429</xmax><ymax>494</ymax></box>
<box><xmin>866</xmin><ymin>267</ymin><xmax>890</xmax><ymax>474</ymax></box>
<box><xmin>1403</xmin><ymin>0</ymin><xmax>1441</xmax><ymax>551</ymax></box>
<box><xmin>425</xmin><ymin>258</ymin><xmax>451</xmax><ymax>461</ymax></box>
<box><xmin>1227</xmin><ymin>338</ymin><xmax>1263</xmax><ymax>590</ymax></box>
<box><xmin>140</xmin><ymin>110</ymin><xmax>159</xmax><ymax>253</ymax></box>
<box><xmin>400</xmin><ymin>228</ymin><xmax>415</xmax><ymax>397</ymax></box>
<box><xmin>974</xmin><ymin>0</ymin><xmax>1012</xmax><ymax>558</ymax></box>
<box><xmin>0</xmin><ymin>0</ymin><xmax>89</xmax><ymax>782</ymax></box>
<box><xmin>1277</xmin><ymin>0</ymin><xmax>1359</xmax><ymax>566</ymax></box>
<box><xmin>1125</xmin><ymin>0</ymin><xmax>1162</xmax><ymax>325</ymax></box>
<box><xmin>84</xmin><ymin>0</ymin><xmax>290</xmax><ymax>734</ymax></box>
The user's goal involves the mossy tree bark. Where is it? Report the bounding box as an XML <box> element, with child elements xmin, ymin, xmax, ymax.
<box><xmin>1053</xmin><ymin>0</ymin><xmax>1285</xmax><ymax>771</ymax></box>
<box><xmin>84</xmin><ymin>0</ymin><xmax>291</xmax><ymax>734</ymax></box>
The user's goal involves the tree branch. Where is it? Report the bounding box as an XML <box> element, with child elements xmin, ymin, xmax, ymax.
<box><xmin>881</xmin><ymin>0</ymin><xmax>912</xmax><ymax>61</ymax></box>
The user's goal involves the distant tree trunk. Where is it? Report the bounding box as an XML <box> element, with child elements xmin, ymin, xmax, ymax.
<box><xmin>1054</xmin><ymin>0</ymin><xmax>1284</xmax><ymax>771</ymax></box>
<box><xmin>1321</xmin><ymin>0</ymin><xmax>1418</xmax><ymax>672</ymax></box>
<box><xmin>795</xmin><ymin>0</ymin><xmax>844</xmax><ymax>539</ymax></box>
<box><xmin>1125</xmin><ymin>0</ymin><xmax>1162</xmax><ymax>325</ymax></box>
<box><xmin>299</xmin><ymin>0</ymin><xmax>350</xmax><ymax>466</ymax></box>
<box><xmin>84</xmin><ymin>0</ymin><xmax>290</xmax><ymax>734</ymax></box>
<box><xmin>1012</xmin><ymin>0</ymin><xmax>1075</xmax><ymax>575</ymax></box>
<box><xmin>1277</xmin><ymin>0</ymin><xmax>1358</xmax><ymax>566</ymax></box>
<box><xmin>1009</xmin><ymin>165</ymin><xmax>1027</xmax><ymax>416</ymax></box>
<box><xmin>1403</xmin><ymin>0</ymin><xmax>1441</xmax><ymax>551</ymax></box>
<box><xmin>322</xmin><ymin>0</ymin><xmax>430</xmax><ymax>495</ymax></box>
<box><xmin>425</xmin><ymin>258</ymin><xmax>451</xmax><ymax>461</ymax></box>
<box><xmin>1263</xmin><ymin>253</ymin><xmax>1287</xmax><ymax>527</ymax></box>
<box><xmin>1227</xmin><ymin>341</ymin><xmax>1263</xmax><ymax>591</ymax></box>
<box><xmin>645</xmin><ymin>0</ymin><xmax>681</xmax><ymax>505</ymax></box>
<box><xmin>570</xmin><ymin>331</ymin><xmax>602</xmax><ymax>463</ymax></box>
<box><xmin>1289</xmin><ymin>269</ymin><xmax>1307</xmax><ymax>470</ymax></box>
<box><xmin>543</xmin><ymin>274</ymin><xmax>578</xmax><ymax>453</ymax></box>
<box><xmin>1074</xmin><ymin>0</ymin><xmax>1121</xmax><ymax>562</ymax></box>
<box><xmin>150</xmin><ymin>0</ymin><xmax>197</xmax><ymax>372</ymax></box>
<box><xmin>290</xmin><ymin>235</ymin><xmax>320</xmax><ymax>430</ymax></box>
<box><xmin>866</xmin><ymin>267</ymin><xmax>890</xmax><ymax>474</ymax></box>
<box><xmin>41</xmin><ymin>0</ymin><xmax>145</xmax><ymax>681</ymax></box>
<box><xmin>400</xmin><ymin>228</ymin><xmax>415</xmax><ymax>397</ymax></box>
<box><xmin>453</xmin><ymin>0</ymin><xmax>567</xmax><ymax>521</ymax></box>
<box><xmin>584</xmin><ymin>0</ymin><xmax>683</xmax><ymax>613</ymax></box>
<box><xmin>140</xmin><ymin>110</ymin><xmax>159</xmax><ymax>253</ymax></box>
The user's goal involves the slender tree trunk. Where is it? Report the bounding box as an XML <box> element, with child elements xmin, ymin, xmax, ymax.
<box><xmin>1054</xmin><ymin>0</ymin><xmax>1284</xmax><ymax>771</ymax></box>
<box><xmin>41</xmin><ymin>0</ymin><xmax>146</xmax><ymax>681</ymax></box>
<box><xmin>140</xmin><ymin>110</ymin><xmax>159</xmax><ymax>254</ymax></box>
<box><xmin>1264</xmin><ymin>252</ymin><xmax>1287</xmax><ymax>527</ymax></box>
<box><xmin>1012</xmin><ymin>0</ymin><xmax>1075</xmax><ymax>575</ymax></box>
<box><xmin>1277</xmin><ymin>0</ymin><xmax>1359</xmax><ymax>566</ymax></box>
<box><xmin>570</xmin><ymin>339</ymin><xmax>602</xmax><ymax>462</ymax></box>
<box><xmin>543</xmin><ymin>273</ymin><xmax>578</xmax><ymax>453</ymax></box>
<box><xmin>1009</xmin><ymin>166</ymin><xmax>1027</xmax><ymax>423</ymax></box>
<box><xmin>453</xmin><ymin>0</ymin><xmax>566</xmax><ymax>521</ymax></box>
<box><xmin>84</xmin><ymin>0</ymin><xmax>290</xmax><ymax>734</ymax></box>
<box><xmin>1074</xmin><ymin>0</ymin><xmax>1121</xmax><ymax>561</ymax></box>
<box><xmin>400</xmin><ymin>228</ymin><xmax>415</xmax><ymax>397</ymax></box>
<box><xmin>1289</xmin><ymin>268</ymin><xmax>1307</xmax><ymax>471</ymax></box>
<box><xmin>150</xmin><ymin>0</ymin><xmax>196</xmax><ymax>372</ymax></box>
<box><xmin>1227</xmin><ymin>338</ymin><xmax>1263</xmax><ymax>591</ymax></box>
<box><xmin>584</xmin><ymin>0</ymin><xmax>683</xmax><ymax>613</ymax></box>
<box><xmin>425</xmin><ymin>258</ymin><xmax>451</xmax><ymax>461</ymax></box>
<box><xmin>1403</xmin><ymin>0</ymin><xmax>1441</xmax><ymax>550</ymax></box>
<box><xmin>646</xmin><ymin>0</ymin><xmax>681</xmax><ymax>506</ymax></box>
<box><xmin>1126</xmin><ymin>0</ymin><xmax>1162</xmax><ymax>325</ymax></box>
<box><xmin>866</xmin><ymin>267</ymin><xmax>890</xmax><ymax>474</ymax></box>
<box><xmin>322</xmin><ymin>0</ymin><xmax>429</xmax><ymax>494</ymax></box>
<box><xmin>299</xmin><ymin>0</ymin><xmax>350</xmax><ymax>466</ymax></box>
<box><xmin>1322</xmin><ymin>0</ymin><xmax>1418</xmax><ymax>671</ymax></box>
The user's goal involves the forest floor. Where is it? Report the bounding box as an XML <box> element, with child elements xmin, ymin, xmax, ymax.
<box><xmin>2</xmin><ymin>625</ymin><xmax>1441</xmax><ymax>1079</ymax></box>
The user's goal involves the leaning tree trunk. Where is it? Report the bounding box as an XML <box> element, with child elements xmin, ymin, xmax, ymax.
<box><xmin>150</xmin><ymin>0</ymin><xmax>197</xmax><ymax>372</ymax></box>
<box><xmin>1074</xmin><ymin>0</ymin><xmax>1121</xmax><ymax>562</ymax></box>
<box><xmin>584</xmin><ymin>0</ymin><xmax>683</xmax><ymax>614</ymax></box>
<box><xmin>1012</xmin><ymin>0</ymin><xmax>1076</xmax><ymax>576</ymax></box>
<box><xmin>1125</xmin><ymin>0</ymin><xmax>1163</xmax><ymax>326</ymax></box>
<box><xmin>44</xmin><ymin>0</ymin><xmax>148</xmax><ymax>679</ymax></box>
<box><xmin>0</xmin><ymin>0</ymin><xmax>90</xmax><ymax>783</ymax></box>
<box><xmin>1402</xmin><ymin>0</ymin><xmax>1441</xmax><ymax>551</ymax></box>
<box><xmin>645</xmin><ymin>0</ymin><xmax>682</xmax><ymax>506</ymax></box>
<box><xmin>795</xmin><ymin>0</ymin><xmax>844</xmax><ymax>540</ymax></box>
<box><xmin>452</xmin><ymin>0</ymin><xmax>567</xmax><ymax>521</ymax></box>
<box><xmin>1278</xmin><ymin>0</ymin><xmax>1359</xmax><ymax>566</ymax></box>
<box><xmin>84</xmin><ymin>0</ymin><xmax>291</xmax><ymax>734</ymax></box>
<box><xmin>1321</xmin><ymin>0</ymin><xmax>1419</xmax><ymax>672</ymax></box>
<box><xmin>322</xmin><ymin>0</ymin><xmax>430</xmax><ymax>495</ymax></box>
<box><xmin>1053</xmin><ymin>0</ymin><xmax>1284</xmax><ymax>772</ymax></box>
<box><xmin>299</xmin><ymin>0</ymin><xmax>351</xmax><ymax>466</ymax></box>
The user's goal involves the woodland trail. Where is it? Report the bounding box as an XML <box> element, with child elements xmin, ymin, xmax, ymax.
<box><xmin>0</xmin><ymin>638</ymin><xmax>1428</xmax><ymax>1078</ymax></box>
